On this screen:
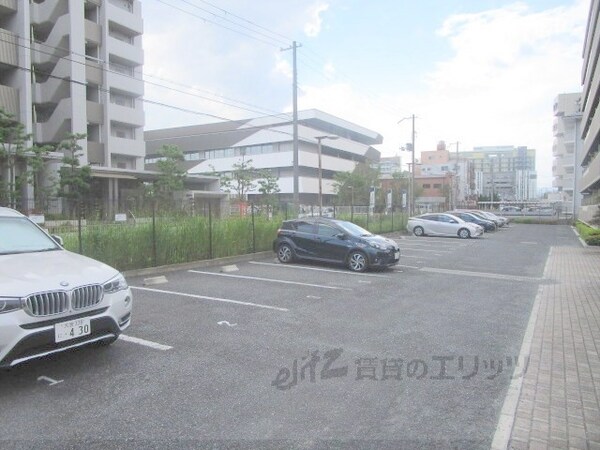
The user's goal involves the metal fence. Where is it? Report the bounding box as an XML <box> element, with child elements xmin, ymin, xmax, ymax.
<box><xmin>26</xmin><ymin>202</ymin><xmax>409</xmax><ymax>272</ymax></box>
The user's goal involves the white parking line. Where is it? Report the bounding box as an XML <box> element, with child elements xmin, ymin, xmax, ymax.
<box><xmin>396</xmin><ymin>264</ymin><xmax>420</xmax><ymax>269</ymax></box>
<box><xmin>398</xmin><ymin>248</ymin><xmax>452</xmax><ymax>253</ymax></box>
<box><xmin>419</xmin><ymin>267</ymin><xmax>542</xmax><ymax>282</ymax></box>
<box><xmin>188</xmin><ymin>270</ymin><xmax>353</xmax><ymax>290</ymax></box>
<box><xmin>248</xmin><ymin>261</ymin><xmax>390</xmax><ymax>278</ymax></box>
<box><xmin>131</xmin><ymin>286</ymin><xmax>289</xmax><ymax>312</ymax></box>
<box><xmin>119</xmin><ymin>334</ymin><xmax>173</xmax><ymax>351</ymax></box>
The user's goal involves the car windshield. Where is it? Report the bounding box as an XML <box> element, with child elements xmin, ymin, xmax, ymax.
<box><xmin>337</xmin><ymin>221</ymin><xmax>372</xmax><ymax>237</ymax></box>
<box><xmin>0</xmin><ymin>217</ymin><xmax>60</xmax><ymax>255</ymax></box>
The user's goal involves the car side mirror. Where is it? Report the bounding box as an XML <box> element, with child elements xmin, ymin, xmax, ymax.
<box><xmin>51</xmin><ymin>235</ymin><xmax>63</xmax><ymax>246</ymax></box>
<box><xmin>449</xmin><ymin>219</ymin><xmax>457</xmax><ymax>224</ymax></box>
<box><xmin>336</xmin><ymin>233</ymin><xmax>347</xmax><ymax>240</ymax></box>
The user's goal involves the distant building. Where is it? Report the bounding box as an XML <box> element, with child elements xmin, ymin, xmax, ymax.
<box><xmin>459</xmin><ymin>146</ymin><xmax>537</xmax><ymax>201</ymax></box>
<box><xmin>552</xmin><ymin>93</ymin><xmax>583</xmax><ymax>216</ymax></box>
<box><xmin>376</xmin><ymin>155</ymin><xmax>402</xmax><ymax>175</ymax></box>
<box><xmin>580</xmin><ymin>1</ymin><xmax>600</xmax><ymax>223</ymax></box>
<box><xmin>145</xmin><ymin>109</ymin><xmax>383</xmax><ymax>205</ymax></box>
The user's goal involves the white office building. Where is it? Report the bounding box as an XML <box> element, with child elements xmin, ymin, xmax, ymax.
<box><xmin>552</xmin><ymin>93</ymin><xmax>583</xmax><ymax>216</ymax></box>
<box><xmin>145</xmin><ymin>109</ymin><xmax>383</xmax><ymax>205</ymax></box>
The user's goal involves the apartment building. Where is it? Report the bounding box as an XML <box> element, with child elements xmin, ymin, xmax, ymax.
<box><xmin>580</xmin><ymin>0</ymin><xmax>600</xmax><ymax>223</ymax></box>
<box><xmin>145</xmin><ymin>109</ymin><xmax>383</xmax><ymax>206</ymax></box>
<box><xmin>0</xmin><ymin>0</ymin><xmax>146</xmax><ymax>212</ymax></box>
<box><xmin>552</xmin><ymin>93</ymin><xmax>583</xmax><ymax>216</ymax></box>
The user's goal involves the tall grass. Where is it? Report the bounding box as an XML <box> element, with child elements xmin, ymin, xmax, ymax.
<box><xmin>57</xmin><ymin>212</ymin><xmax>408</xmax><ymax>271</ymax></box>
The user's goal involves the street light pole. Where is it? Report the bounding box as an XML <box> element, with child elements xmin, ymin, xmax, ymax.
<box><xmin>398</xmin><ymin>115</ymin><xmax>416</xmax><ymax>216</ymax></box>
<box><xmin>315</xmin><ymin>135</ymin><xmax>338</xmax><ymax>216</ymax></box>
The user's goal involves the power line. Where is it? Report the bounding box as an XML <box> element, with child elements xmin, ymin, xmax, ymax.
<box><xmin>170</xmin><ymin>0</ymin><xmax>291</xmax><ymax>47</ymax></box>
<box><xmin>153</xmin><ymin>0</ymin><xmax>284</xmax><ymax>48</ymax></box>
<box><xmin>0</xmin><ymin>30</ymin><xmax>291</xmax><ymax>121</ymax></box>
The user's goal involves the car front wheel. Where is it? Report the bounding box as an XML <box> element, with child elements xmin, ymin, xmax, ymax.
<box><xmin>458</xmin><ymin>228</ymin><xmax>471</xmax><ymax>239</ymax></box>
<box><xmin>348</xmin><ymin>251</ymin><xmax>367</xmax><ymax>272</ymax></box>
<box><xmin>413</xmin><ymin>226</ymin><xmax>424</xmax><ymax>237</ymax></box>
<box><xmin>277</xmin><ymin>243</ymin><xmax>294</xmax><ymax>263</ymax></box>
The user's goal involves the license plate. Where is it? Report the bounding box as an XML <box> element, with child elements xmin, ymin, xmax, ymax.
<box><xmin>394</xmin><ymin>251</ymin><xmax>400</xmax><ymax>260</ymax></box>
<box><xmin>55</xmin><ymin>318</ymin><xmax>91</xmax><ymax>343</ymax></box>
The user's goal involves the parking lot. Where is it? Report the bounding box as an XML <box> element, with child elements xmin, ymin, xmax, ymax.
<box><xmin>0</xmin><ymin>223</ymin><xmax>581</xmax><ymax>449</ymax></box>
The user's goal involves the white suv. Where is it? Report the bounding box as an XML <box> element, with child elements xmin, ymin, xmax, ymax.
<box><xmin>0</xmin><ymin>207</ymin><xmax>132</xmax><ymax>368</ymax></box>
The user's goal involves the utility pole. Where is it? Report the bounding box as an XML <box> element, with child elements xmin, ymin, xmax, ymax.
<box><xmin>281</xmin><ymin>41</ymin><xmax>301</xmax><ymax>214</ymax></box>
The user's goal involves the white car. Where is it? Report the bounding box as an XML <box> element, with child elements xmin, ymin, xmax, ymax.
<box><xmin>0</xmin><ymin>207</ymin><xmax>132</xmax><ymax>368</ymax></box>
<box><xmin>406</xmin><ymin>213</ymin><xmax>484</xmax><ymax>239</ymax></box>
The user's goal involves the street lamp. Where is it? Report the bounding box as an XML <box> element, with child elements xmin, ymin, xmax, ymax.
<box><xmin>347</xmin><ymin>185</ymin><xmax>355</xmax><ymax>222</ymax></box>
<box><xmin>315</xmin><ymin>135</ymin><xmax>338</xmax><ymax>216</ymax></box>
<box><xmin>398</xmin><ymin>115</ymin><xmax>416</xmax><ymax>216</ymax></box>
<box><xmin>488</xmin><ymin>154</ymin><xmax>497</xmax><ymax>209</ymax></box>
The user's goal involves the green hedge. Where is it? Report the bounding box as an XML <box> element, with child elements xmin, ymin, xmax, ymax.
<box><xmin>576</xmin><ymin>221</ymin><xmax>600</xmax><ymax>246</ymax></box>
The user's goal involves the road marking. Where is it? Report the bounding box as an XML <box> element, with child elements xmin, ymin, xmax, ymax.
<box><xmin>143</xmin><ymin>276</ymin><xmax>168</xmax><ymax>286</ymax></box>
<box><xmin>520</xmin><ymin>241</ymin><xmax>538</xmax><ymax>245</ymax></box>
<box><xmin>420</xmin><ymin>267</ymin><xmax>542</xmax><ymax>282</ymax></box>
<box><xmin>131</xmin><ymin>286</ymin><xmax>289</xmax><ymax>312</ymax></box>
<box><xmin>398</xmin><ymin>248</ymin><xmax>452</xmax><ymax>253</ymax></box>
<box><xmin>400</xmin><ymin>254</ymin><xmax>434</xmax><ymax>259</ymax></box>
<box><xmin>119</xmin><ymin>334</ymin><xmax>173</xmax><ymax>351</ymax></box>
<box><xmin>395</xmin><ymin>264</ymin><xmax>420</xmax><ymax>269</ymax></box>
<box><xmin>188</xmin><ymin>270</ymin><xmax>353</xmax><ymax>290</ymax></box>
<box><xmin>217</xmin><ymin>321</ymin><xmax>237</xmax><ymax>327</ymax></box>
<box><xmin>248</xmin><ymin>261</ymin><xmax>390</xmax><ymax>278</ymax></box>
<box><xmin>37</xmin><ymin>376</ymin><xmax>63</xmax><ymax>386</ymax></box>
<box><xmin>306</xmin><ymin>295</ymin><xmax>321</xmax><ymax>299</ymax></box>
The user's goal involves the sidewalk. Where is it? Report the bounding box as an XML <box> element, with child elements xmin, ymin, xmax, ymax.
<box><xmin>506</xmin><ymin>245</ymin><xmax>600</xmax><ymax>449</ymax></box>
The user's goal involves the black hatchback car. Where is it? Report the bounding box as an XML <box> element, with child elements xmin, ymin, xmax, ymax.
<box><xmin>273</xmin><ymin>218</ymin><xmax>400</xmax><ymax>272</ymax></box>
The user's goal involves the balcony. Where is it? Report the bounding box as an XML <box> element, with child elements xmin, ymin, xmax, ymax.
<box><xmin>85</xmin><ymin>60</ymin><xmax>103</xmax><ymax>85</ymax></box>
<box><xmin>0</xmin><ymin>30</ymin><xmax>17</xmax><ymax>67</ymax></box>
<box><xmin>0</xmin><ymin>84</ymin><xmax>19</xmax><ymax>117</ymax></box>
<box><xmin>107</xmin><ymin>0</ymin><xmax>143</xmax><ymax>35</ymax></box>
<box><xmin>87</xmin><ymin>141</ymin><xmax>105</xmax><ymax>166</ymax></box>
<box><xmin>86</xmin><ymin>101</ymin><xmax>104</xmax><ymax>124</ymax></box>
<box><xmin>85</xmin><ymin>19</ymin><xmax>102</xmax><ymax>44</ymax></box>
<box><xmin>581</xmin><ymin>153</ymin><xmax>600</xmax><ymax>192</ymax></box>
<box><xmin>0</xmin><ymin>0</ymin><xmax>17</xmax><ymax>14</ymax></box>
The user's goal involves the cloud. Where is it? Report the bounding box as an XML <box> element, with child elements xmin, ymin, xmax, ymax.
<box><xmin>296</xmin><ymin>1</ymin><xmax>588</xmax><ymax>189</ymax></box>
<box><xmin>304</xmin><ymin>3</ymin><xmax>330</xmax><ymax>37</ymax></box>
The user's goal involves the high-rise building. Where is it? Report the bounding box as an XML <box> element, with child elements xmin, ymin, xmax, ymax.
<box><xmin>0</xmin><ymin>0</ymin><xmax>145</xmax><ymax>211</ymax></box>
<box><xmin>580</xmin><ymin>0</ymin><xmax>600</xmax><ymax>223</ymax></box>
<box><xmin>552</xmin><ymin>93</ymin><xmax>583</xmax><ymax>216</ymax></box>
<box><xmin>459</xmin><ymin>146</ymin><xmax>537</xmax><ymax>201</ymax></box>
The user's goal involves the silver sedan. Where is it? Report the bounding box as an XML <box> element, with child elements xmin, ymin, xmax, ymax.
<box><xmin>406</xmin><ymin>213</ymin><xmax>484</xmax><ymax>238</ymax></box>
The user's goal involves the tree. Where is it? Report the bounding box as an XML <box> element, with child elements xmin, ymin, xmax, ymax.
<box><xmin>257</xmin><ymin>169</ymin><xmax>280</xmax><ymax>216</ymax></box>
<box><xmin>57</xmin><ymin>133</ymin><xmax>92</xmax><ymax>216</ymax></box>
<box><xmin>0</xmin><ymin>109</ymin><xmax>54</xmax><ymax>210</ymax></box>
<box><xmin>219</xmin><ymin>158</ymin><xmax>261</xmax><ymax>202</ymax></box>
<box><xmin>333</xmin><ymin>163</ymin><xmax>380</xmax><ymax>205</ymax></box>
<box><xmin>153</xmin><ymin>145</ymin><xmax>186</xmax><ymax>203</ymax></box>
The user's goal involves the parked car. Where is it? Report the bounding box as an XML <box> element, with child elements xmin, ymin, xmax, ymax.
<box><xmin>501</xmin><ymin>206</ymin><xmax>521</xmax><ymax>212</ymax></box>
<box><xmin>406</xmin><ymin>213</ymin><xmax>484</xmax><ymax>238</ymax></box>
<box><xmin>447</xmin><ymin>211</ymin><xmax>497</xmax><ymax>232</ymax></box>
<box><xmin>474</xmin><ymin>210</ymin><xmax>510</xmax><ymax>227</ymax></box>
<box><xmin>273</xmin><ymin>218</ymin><xmax>400</xmax><ymax>272</ymax></box>
<box><xmin>0</xmin><ymin>207</ymin><xmax>132</xmax><ymax>368</ymax></box>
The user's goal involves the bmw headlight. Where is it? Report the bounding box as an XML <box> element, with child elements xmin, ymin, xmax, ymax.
<box><xmin>0</xmin><ymin>297</ymin><xmax>23</xmax><ymax>314</ymax></box>
<box><xmin>103</xmin><ymin>273</ymin><xmax>129</xmax><ymax>294</ymax></box>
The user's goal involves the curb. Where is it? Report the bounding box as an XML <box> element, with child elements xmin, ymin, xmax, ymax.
<box><xmin>123</xmin><ymin>251</ymin><xmax>273</xmax><ymax>278</ymax></box>
<box><xmin>571</xmin><ymin>226</ymin><xmax>589</xmax><ymax>248</ymax></box>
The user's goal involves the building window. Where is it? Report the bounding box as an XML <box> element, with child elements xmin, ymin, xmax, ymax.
<box><xmin>109</xmin><ymin>24</ymin><xmax>136</xmax><ymax>44</ymax></box>
<box><xmin>433</xmin><ymin>183</ymin><xmax>442</xmax><ymax>189</ymax></box>
<box><xmin>422</xmin><ymin>184</ymin><xmax>431</xmax><ymax>188</ymax></box>
<box><xmin>110</xmin><ymin>91</ymin><xmax>136</xmax><ymax>108</ymax></box>
<box><xmin>109</xmin><ymin>0</ymin><xmax>134</xmax><ymax>12</ymax></box>
<box><xmin>111</xmin><ymin>122</ymin><xmax>136</xmax><ymax>140</ymax></box>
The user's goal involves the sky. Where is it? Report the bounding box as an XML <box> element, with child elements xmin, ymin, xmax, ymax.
<box><xmin>141</xmin><ymin>0</ymin><xmax>590</xmax><ymax>190</ymax></box>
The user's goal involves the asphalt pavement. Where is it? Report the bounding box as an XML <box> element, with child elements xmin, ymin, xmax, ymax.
<box><xmin>0</xmin><ymin>223</ymin><xmax>586</xmax><ymax>449</ymax></box>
